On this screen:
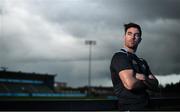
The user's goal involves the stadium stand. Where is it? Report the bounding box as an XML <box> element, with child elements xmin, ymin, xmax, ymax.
<box><xmin>0</xmin><ymin>70</ymin><xmax>56</xmax><ymax>96</ymax></box>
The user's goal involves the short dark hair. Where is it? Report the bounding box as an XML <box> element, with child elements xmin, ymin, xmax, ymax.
<box><xmin>124</xmin><ymin>23</ymin><xmax>142</xmax><ymax>37</ymax></box>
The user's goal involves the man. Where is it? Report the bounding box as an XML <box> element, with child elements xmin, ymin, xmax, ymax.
<box><xmin>110</xmin><ymin>23</ymin><xmax>159</xmax><ymax>110</ymax></box>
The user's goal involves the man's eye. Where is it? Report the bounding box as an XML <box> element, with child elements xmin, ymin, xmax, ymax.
<box><xmin>128</xmin><ymin>32</ymin><xmax>132</xmax><ymax>35</ymax></box>
<box><xmin>135</xmin><ymin>34</ymin><xmax>140</xmax><ymax>37</ymax></box>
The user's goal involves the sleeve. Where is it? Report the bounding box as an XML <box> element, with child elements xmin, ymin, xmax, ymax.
<box><xmin>110</xmin><ymin>52</ymin><xmax>132</xmax><ymax>74</ymax></box>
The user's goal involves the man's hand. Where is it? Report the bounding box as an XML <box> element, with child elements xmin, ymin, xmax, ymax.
<box><xmin>148</xmin><ymin>75</ymin><xmax>154</xmax><ymax>79</ymax></box>
<box><xmin>135</xmin><ymin>73</ymin><xmax>146</xmax><ymax>81</ymax></box>
<box><xmin>143</xmin><ymin>74</ymin><xmax>159</xmax><ymax>92</ymax></box>
<box><xmin>135</xmin><ymin>73</ymin><xmax>159</xmax><ymax>91</ymax></box>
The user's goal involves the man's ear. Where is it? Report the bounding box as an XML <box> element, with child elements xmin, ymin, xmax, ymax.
<box><xmin>138</xmin><ymin>37</ymin><xmax>142</xmax><ymax>43</ymax></box>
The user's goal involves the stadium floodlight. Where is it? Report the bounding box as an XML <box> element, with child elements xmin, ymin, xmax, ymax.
<box><xmin>85</xmin><ymin>40</ymin><xmax>96</xmax><ymax>96</ymax></box>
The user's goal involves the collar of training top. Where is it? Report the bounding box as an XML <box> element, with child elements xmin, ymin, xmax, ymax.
<box><xmin>121</xmin><ymin>48</ymin><xmax>136</xmax><ymax>55</ymax></box>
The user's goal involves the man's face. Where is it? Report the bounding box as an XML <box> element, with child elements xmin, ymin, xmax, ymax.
<box><xmin>124</xmin><ymin>27</ymin><xmax>141</xmax><ymax>49</ymax></box>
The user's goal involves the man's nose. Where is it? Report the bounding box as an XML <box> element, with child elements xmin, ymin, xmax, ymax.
<box><xmin>131</xmin><ymin>34</ymin><xmax>136</xmax><ymax>39</ymax></box>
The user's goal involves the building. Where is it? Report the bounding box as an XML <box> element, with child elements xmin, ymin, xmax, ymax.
<box><xmin>0</xmin><ymin>70</ymin><xmax>56</xmax><ymax>96</ymax></box>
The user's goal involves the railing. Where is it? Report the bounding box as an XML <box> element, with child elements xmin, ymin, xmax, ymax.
<box><xmin>0</xmin><ymin>97</ymin><xmax>180</xmax><ymax>110</ymax></box>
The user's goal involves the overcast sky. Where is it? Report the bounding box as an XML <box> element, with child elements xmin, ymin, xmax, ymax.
<box><xmin>0</xmin><ymin>0</ymin><xmax>180</xmax><ymax>87</ymax></box>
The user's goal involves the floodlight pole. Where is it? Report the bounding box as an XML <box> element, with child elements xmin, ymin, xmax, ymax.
<box><xmin>85</xmin><ymin>40</ymin><xmax>96</xmax><ymax>96</ymax></box>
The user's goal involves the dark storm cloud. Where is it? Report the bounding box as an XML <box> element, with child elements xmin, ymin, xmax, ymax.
<box><xmin>137</xmin><ymin>19</ymin><xmax>180</xmax><ymax>75</ymax></box>
<box><xmin>97</xmin><ymin>0</ymin><xmax>180</xmax><ymax>20</ymax></box>
<box><xmin>1</xmin><ymin>0</ymin><xmax>180</xmax><ymax>87</ymax></box>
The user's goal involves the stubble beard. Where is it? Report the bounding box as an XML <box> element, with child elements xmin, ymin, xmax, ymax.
<box><xmin>126</xmin><ymin>42</ymin><xmax>138</xmax><ymax>52</ymax></box>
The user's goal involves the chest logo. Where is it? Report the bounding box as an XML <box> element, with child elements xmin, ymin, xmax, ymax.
<box><xmin>132</xmin><ymin>60</ymin><xmax>137</xmax><ymax>65</ymax></box>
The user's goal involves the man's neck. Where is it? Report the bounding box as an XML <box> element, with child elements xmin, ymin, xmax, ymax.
<box><xmin>123</xmin><ymin>46</ymin><xmax>136</xmax><ymax>54</ymax></box>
